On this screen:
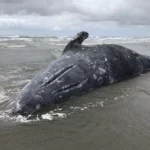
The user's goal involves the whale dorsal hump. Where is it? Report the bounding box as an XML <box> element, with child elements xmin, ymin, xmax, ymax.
<box><xmin>73</xmin><ymin>31</ymin><xmax>89</xmax><ymax>44</ymax></box>
<box><xmin>63</xmin><ymin>31</ymin><xmax>89</xmax><ymax>54</ymax></box>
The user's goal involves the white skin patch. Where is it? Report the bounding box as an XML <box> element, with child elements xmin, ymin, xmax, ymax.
<box><xmin>109</xmin><ymin>76</ymin><xmax>114</xmax><ymax>83</ymax></box>
<box><xmin>65</xmin><ymin>56</ymin><xmax>70</xmax><ymax>59</ymax></box>
<box><xmin>56</xmin><ymin>79</ymin><xmax>63</xmax><ymax>83</ymax></box>
<box><xmin>36</xmin><ymin>104</ymin><xmax>41</xmax><ymax>110</ymax></box>
<box><xmin>93</xmin><ymin>74</ymin><xmax>97</xmax><ymax>80</ymax></box>
<box><xmin>34</xmin><ymin>80</ymin><xmax>38</xmax><ymax>84</ymax></box>
<box><xmin>44</xmin><ymin>77</ymin><xmax>49</xmax><ymax>80</ymax></box>
<box><xmin>16</xmin><ymin>102</ymin><xmax>21</xmax><ymax>109</ymax></box>
<box><xmin>99</xmin><ymin>68</ymin><xmax>106</xmax><ymax>74</ymax></box>
<box><xmin>105</xmin><ymin>58</ymin><xmax>107</xmax><ymax>62</ymax></box>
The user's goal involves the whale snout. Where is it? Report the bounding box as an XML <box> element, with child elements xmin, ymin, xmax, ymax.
<box><xmin>12</xmin><ymin>107</ymin><xmax>25</xmax><ymax>116</ymax></box>
<box><xmin>12</xmin><ymin>102</ymin><xmax>36</xmax><ymax>116</ymax></box>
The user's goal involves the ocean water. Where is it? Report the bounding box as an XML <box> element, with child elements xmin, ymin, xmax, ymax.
<box><xmin>0</xmin><ymin>36</ymin><xmax>150</xmax><ymax>150</ymax></box>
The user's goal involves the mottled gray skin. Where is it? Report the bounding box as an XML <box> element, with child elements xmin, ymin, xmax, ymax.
<box><xmin>13</xmin><ymin>31</ymin><xmax>150</xmax><ymax>115</ymax></box>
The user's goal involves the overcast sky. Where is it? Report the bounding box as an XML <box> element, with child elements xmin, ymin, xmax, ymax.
<box><xmin>0</xmin><ymin>0</ymin><xmax>150</xmax><ymax>36</ymax></box>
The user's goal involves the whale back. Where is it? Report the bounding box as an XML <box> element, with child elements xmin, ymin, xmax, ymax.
<box><xmin>63</xmin><ymin>43</ymin><xmax>150</xmax><ymax>85</ymax></box>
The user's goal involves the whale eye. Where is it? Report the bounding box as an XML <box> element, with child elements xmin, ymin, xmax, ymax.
<box><xmin>36</xmin><ymin>104</ymin><xmax>41</xmax><ymax>110</ymax></box>
<box><xmin>34</xmin><ymin>95</ymin><xmax>42</xmax><ymax>101</ymax></box>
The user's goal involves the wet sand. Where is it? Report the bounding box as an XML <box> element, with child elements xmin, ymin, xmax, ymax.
<box><xmin>0</xmin><ymin>42</ymin><xmax>150</xmax><ymax>150</ymax></box>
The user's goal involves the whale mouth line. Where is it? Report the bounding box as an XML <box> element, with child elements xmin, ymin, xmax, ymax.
<box><xmin>41</xmin><ymin>64</ymin><xmax>76</xmax><ymax>87</ymax></box>
<box><xmin>52</xmin><ymin>78</ymin><xmax>88</xmax><ymax>95</ymax></box>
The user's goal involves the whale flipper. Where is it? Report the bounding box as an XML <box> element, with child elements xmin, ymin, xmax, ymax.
<box><xmin>63</xmin><ymin>31</ymin><xmax>89</xmax><ymax>54</ymax></box>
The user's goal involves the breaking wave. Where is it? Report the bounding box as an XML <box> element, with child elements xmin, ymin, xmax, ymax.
<box><xmin>0</xmin><ymin>100</ymin><xmax>105</xmax><ymax>123</ymax></box>
<box><xmin>0</xmin><ymin>36</ymin><xmax>150</xmax><ymax>48</ymax></box>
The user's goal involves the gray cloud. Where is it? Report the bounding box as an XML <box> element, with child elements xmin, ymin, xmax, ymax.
<box><xmin>0</xmin><ymin>0</ymin><xmax>76</xmax><ymax>15</ymax></box>
<box><xmin>0</xmin><ymin>0</ymin><xmax>150</xmax><ymax>25</ymax></box>
<box><xmin>0</xmin><ymin>0</ymin><xmax>150</xmax><ymax>36</ymax></box>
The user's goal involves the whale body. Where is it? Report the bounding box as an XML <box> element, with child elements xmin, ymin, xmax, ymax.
<box><xmin>12</xmin><ymin>31</ymin><xmax>150</xmax><ymax>115</ymax></box>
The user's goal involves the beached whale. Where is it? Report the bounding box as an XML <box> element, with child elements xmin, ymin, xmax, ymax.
<box><xmin>12</xmin><ymin>31</ymin><xmax>150</xmax><ymax>115</ymax></box>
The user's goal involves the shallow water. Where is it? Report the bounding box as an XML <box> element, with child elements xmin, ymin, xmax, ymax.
<box><xmin>0</xmin><ymin>37</ymin><xmax>150</xmax><ymax>150</ymax></box>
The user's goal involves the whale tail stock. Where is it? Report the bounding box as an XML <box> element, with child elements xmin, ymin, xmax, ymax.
<box><xmin>143</xmin><ymin>55</ymin><xmax>150</xmax><ymax>70</ymax></box>
<box><xmin>63</xmin><ymin>31</ymin><xmax>89</xmax><ymax>53</ymax></box>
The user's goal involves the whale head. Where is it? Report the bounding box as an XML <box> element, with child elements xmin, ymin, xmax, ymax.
<box><xmin>12</xmin><ymin>82</ymin><xmax>46</xmax><ymax>116</ymax></box>
<box><xmin>12</xmin><ymin>55</ymin><xmax>91</xmax><ymax>116</ymax></box>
